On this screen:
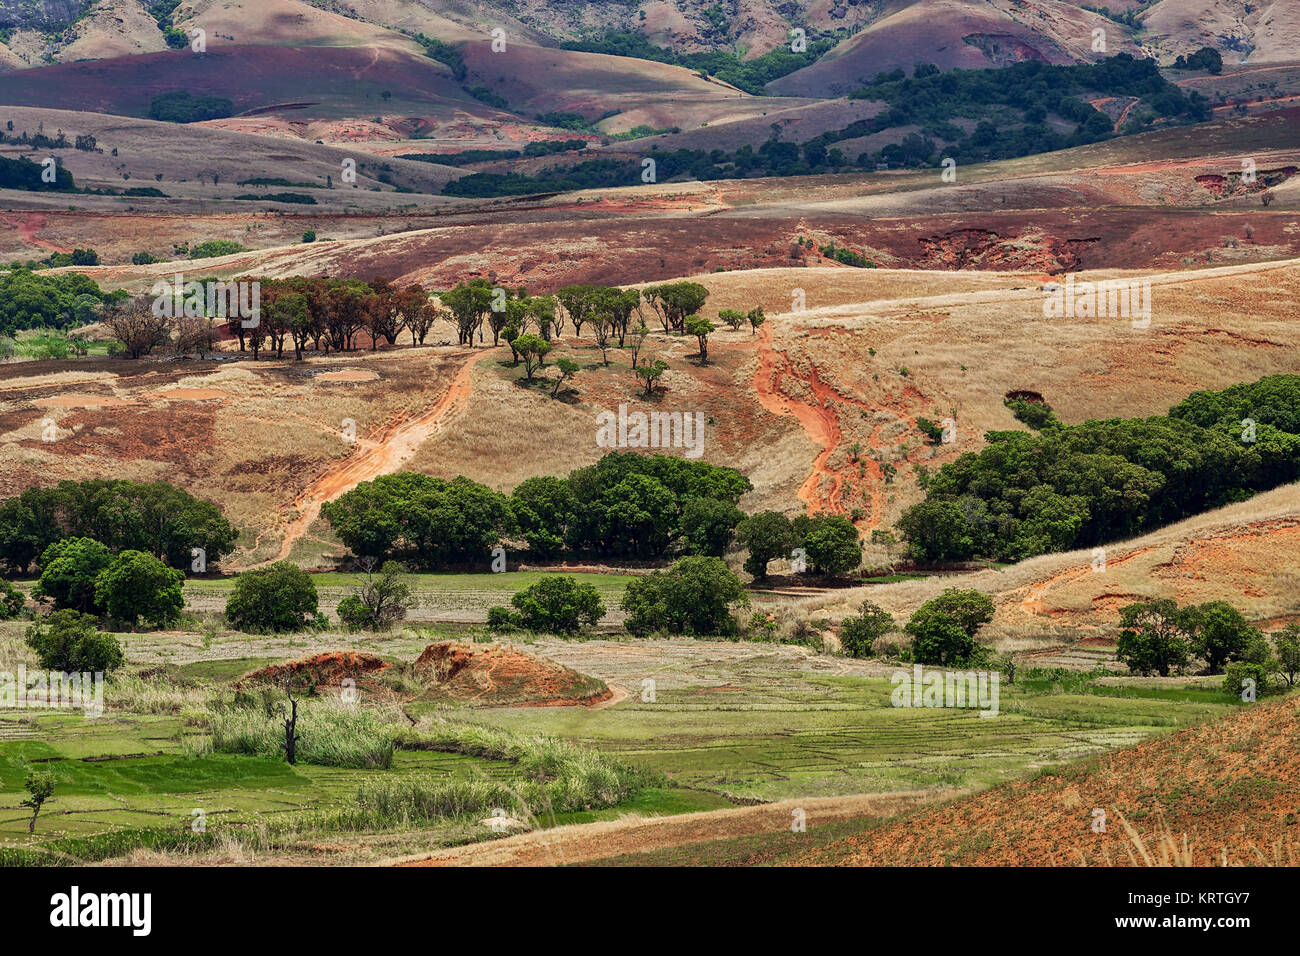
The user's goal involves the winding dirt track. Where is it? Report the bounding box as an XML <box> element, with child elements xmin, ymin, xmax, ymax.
<box><xmin>252</xmin><ymin>349</ymin><xmax>492</xmax><ymax>566</ymax></box>
<box><xmin>395</xmin><ymin>790</ymin><xmax>953</xmax><ymax>867</ymax></box>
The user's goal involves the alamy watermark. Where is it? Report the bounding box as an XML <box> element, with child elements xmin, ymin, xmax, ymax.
<box><xmin>0</xmin><ymin>666</ymin><xmax>104</xmax><ymax>717</ymax></box>
<box><xmin>1042</xmin><ymin>274</ymin><xmax>1151</xmax><ymax>328</ymax></box>
<box><xmin>890</xmin><ymin>664</ymin><xmax>999</xmax><ymax>717</ymax></box>
<box><xmin>595</xmin><ymin>403</ymin><xmax>705</xmax><ymax>459</ymax></box>
<box><xmin>151</xmin><ymin>274</ymin><xmax>261</xmax><ymax>328</ymax></box>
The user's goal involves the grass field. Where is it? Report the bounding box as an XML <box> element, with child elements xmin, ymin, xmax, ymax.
<box><xmin>5</xmin><ymin>330</ymin><xmax>112</xmax><ymax>360</ymax></box>
<box><xmin>462</xmin><ymin>649</ymin><xmax>1235</xmax><ymax>802</ymax></box>
<box><xmin>0</xmin><ymin>599</ymin><xmax>1240</xmax><ymax>865</ymax></box>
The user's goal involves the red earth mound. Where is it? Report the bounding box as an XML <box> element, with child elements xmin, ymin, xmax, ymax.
<box><xmin>239</xmin><ymin>652</ymin><xmax>389</xmax><ymax>688</ymax></box>
<box><xmin>412</xmin><ymin>642</ymin><xmax>611</xmax><ymax>707</ymax></box>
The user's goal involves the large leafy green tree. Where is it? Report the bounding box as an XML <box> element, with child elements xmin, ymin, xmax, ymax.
<box><xmin>898</xmin><ymin>376</ymin><xmax>1300</xmax><ymax>563</ymax></box>
<box><xmin>440</xmin><ymin>278</ymin><xmax>496</xmax><ymax>345</ymax></box>
<box><xmin>798</xmin><ymin>514</ymin><xmax>862</xmax><ymax>576</ymax></box>
<box><xmin>896</xmin><ymin>499</ymin><xmax>978</xmax><ymax>563</ymax></box>
<box><xmin>679</xmin><ymin>497</ymin><xmax>745</xmax><ymax>557</ymax></box>
<box><xmin>323</xmin><ymin>474</ymin><xmax>514</xmax><ymax>569</ymax></box>
<box><xmin>502</xmin><ymin>576</ymin><xmax>606</xmax><ymax>634</ymax></box>
<box><xmin>1184</xmin><ymin>601</ymin><xmax>1261</xmax><ymax>674</ymax></box>
<box><xmin>94</xmin><ymin>550</ymin><xmax>185</xmax><ymax>627</ymax></box>
<box><xmin>736</xmin><ymin>510</ymin><xmax>797</xmax><ymax>580</ymax></box>
<box><xmin>32</xmin><ymin>538</ymin><xmax>113</xmax><ymax>613</ymax></box>
<box><xmin>25</xmin><ymin>610</ymin><xmax>124</xmax><ymax>673</ymax></box>
<box><xmin>1116</xmin><ymin>599</ymin><xmax>1194</xmax><ymax>677</ymax></box>
<box><xmin>840</xmin><ymin>601</ymin><xmax>896</xmax><ymax>658</ymax></box>
<box><xmin>510</xmin><ymin>476</ymin><xmax>577</xmax><ymax>559</ymax></box>
<box><xmin>0</xmin><ymin>270</ymin><xmax>119</xmax><ymax>337</ymax></box>
<box><xmin>0</xmin><ymin>480</ymin><xmax>236</xmax><ymax>572</ymax></box>
<box><xmin>621</xmin><ymin>556</ymin><xmax>748</xmax><ymax>636</ymax></box>
<box><xmin>224</xmin><ymin>562</ymin><xmax>320</xmax><ymax>633</ymax></box>
<box><xmin>904</xmin><ymin>589</ymin><xmax>995</xmax><ymax>666</ymax></box>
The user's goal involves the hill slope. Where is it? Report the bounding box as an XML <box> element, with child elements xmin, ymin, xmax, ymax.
<box><xmin>794</xmin><ymin>693</ymin><xmax>1300</xmax><ymax>865</ymax></box>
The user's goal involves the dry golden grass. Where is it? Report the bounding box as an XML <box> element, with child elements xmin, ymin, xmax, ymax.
<box><xmin>6</xmin><ymin>256</ymin><xmax>1300</xmax><ymax>598</ymax></box>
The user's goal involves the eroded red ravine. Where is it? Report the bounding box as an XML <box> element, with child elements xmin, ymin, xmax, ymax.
<box><xmin>752</xmin><ymin>322</ymin><xmax>930</xmax><ymax>531</ymax></box>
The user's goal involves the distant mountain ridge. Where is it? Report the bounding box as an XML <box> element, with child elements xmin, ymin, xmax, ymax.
<box><xmin>0</xmin><ymin>1</ymin><xmax>1288</xmax><ymax>83</ymax></box>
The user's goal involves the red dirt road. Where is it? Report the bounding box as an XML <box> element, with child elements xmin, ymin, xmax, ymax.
<box><xmin>397</xmin><ymin>790</ymin><xmax>953</xmax><ymax>867</ymax></box>
<box><xmin>252</xmin><ymin>349</ymin><xmax>493</xmax><ymax>566</ymax></box>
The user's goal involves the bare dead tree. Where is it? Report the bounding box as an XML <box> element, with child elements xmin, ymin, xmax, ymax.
<box><xmin>281</xmin><ymin>680</ymin><xmax>301</xmax><ymax>765</ymax></box>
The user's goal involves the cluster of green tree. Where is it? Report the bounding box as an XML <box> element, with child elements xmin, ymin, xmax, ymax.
<box><xmin>237</xmin><ymin>177</ymin><xmax>320</xmax><ymax>188</ymax></box>
<box><xmin>820</xmin><ymin>242</ymin><xmax>874</xmax><ymax>267</ymax></box>
<box><xmin>487</xmin><ymin>557</ymin><xmax>752</xmax><ymax>638</ymax></box>
<box><xmin>0</xmin><ymin>580</ymin><xmax>24</xmax><ymax>619</ymax></box>
<box><xmin>442</xmin><ymin>157</ymin><xmax>639</xmax><ymax>197</ymax></box>
<box><xmin>1081</xmin><ymin>4</ymin><xmax>1145</xmax><ymax>27</ymax></box>
<box><xmin>608</xmin><ymin>125</ymin><xmax>680</xmax><ymax>141</ymax></box>
<box><xmin>224</xmin><ymin>561</ymin><xmax>321</xmax><ymax>633</ymax></box>
<box><xmin>445</xmin><ymin>54</ymin><xmax>1217</xmax><ymax>197</ymax></box>
<box><xmin>323</xmin><ymin>454</ymin><xmax>752</xmax><ymax>568</ymax></box>
<box><xmin>1115</xmin><ymin>599</ymin><xmax>1299</xmax><ymax>692</ymax></box>
<box><xmin>0</xmin><ymin>270</ymin><xmax>122</xmax><ymax>336</ymax></box>
<box><xmin>26</xmin><ymin>610</ymin><xmax>125</xmax><ymax>674</ymax></box>
<box><xmin>898</xmin><ymin>375</ymin><xmax>1300</xmax><ymax>562</ymax></box>
<box><xmin>148</xmin><ymin>91</ymin><xmax>235</xmax><ymax>123</ymax></box>
<box><xmin>40</xmin><ymin>249</ymin><xmax>99</xmax><ymax>268</ymax></box>
<box><xmin>0</xmin><ymin>154</ymin><xmax>75</xmax><ymax>191</ymax></box>
<box><xmin>558</xmin><ymin>30</ymin><xmax>840</xmax><ymax>95</ymax></box>
<box><xmin>735</xmin><ymin>511</ymin><xmax>862</xmax><ymax>578</ymax></box>
<box><xmin>535</xmin><ymin>110</ymin><xmax>606</xmax><ymax>131</ymax></box>
<box><xmin>1004</xmin><ymin>394</ymin><xmax>1062</xmax><ymax>431</ymax></box>
<box><xmin>145</xmin><ymin>0</ymin><xmax>189</xmax><ymax>49</ymax></box>
<box><xmin>30</xmin><ymin>538</ymin><xmax>185</xmax><ymax>627</ymax></box>
<box><xmin>488</xmin><ymin>576</ymin><xmax>606</xmax><ymax>634</ymax></box>
<box><xmin>1172</xmin><ymin>47</ymin><xmax>1223</xmax><ymax>74</ymax></box>
<box><xmin>407</xmin><ymin>139</ymin><xmax>589</xmax><ymax>167</ymax></box>
<box><xmin>465</xmin><ymin>85</ymin><xmax>510</xmax><ymax>110</ymax></box>
<box><xmin>441</xmin><ymin>141</ymin><xmax>847</xmax><ymax>196</ymax></box>
<box><xmin>221</xmin><ymin>560</ymin><xmax>417</xmax><ymax>634</ymax></box>
<box><xmin>0</xmin><ymin>126</ymin><xmax>72</xmax><ymax>150</ymax></box>
<box><xmin>839</xmin><ymin>589</ymin><xmax>995</xmax><ymax>666</ymax></box>
<box><xmin>411</xmin><ymin>33</ymin><xmax>467</xmax><ymax>80</ymax></box>
<box><xmin>834</xmin><ymin>55</ymin><xmax>1210</xmax><ymax>166</ymax></box>
<box><xmin>144</xmin><ymin>275</ymin><xmax>438</xmax><ymax>361</ymax></box>
<box><xmin>0</xmin><ymin>479</ymin><xmax>238</xmax><ymax>575</ymax></box>
<box><xmin>233</xmin><ymin>192</ymin><xmax>317</xmax><ymax>204</ymax></box>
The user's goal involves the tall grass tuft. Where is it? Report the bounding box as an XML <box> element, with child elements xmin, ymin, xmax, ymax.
<box><xmin>208</xmin><ymin>698</ymin><xmax>396</xmax><ymax>769</ymax></box>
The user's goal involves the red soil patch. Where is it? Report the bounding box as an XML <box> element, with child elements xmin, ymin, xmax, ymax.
<box><xmin>240</xmin><ymin>652</ymin><xmax>389</xmax><ymax>688</ymax></box>
<box><xmin>148</xmin><ymin>388</ymin><xmax>230</xmax><ymax>401</ymax></box>
<box><xmin>37</xmin><ymin>394</ymin><xmax>126</xmax><ymax>408</ymax></box>
<box><xmin>412</xmin><ymin>642</ymin><xmax>611</xmax><ymax>707</ymax></box>
<box><xmin>0</xmin><ymin>213</ymin><xmax>71</xmax><ymax>255</ymax></box>
<box><xmin>752</xmin><ymin>322</ymin><xmax>932</xmax><ymax>530</ymax></box>
<box><xmin>315</xmin><ymin>370</ymin><xmax>379</xmax><ymax>382</ymax></box>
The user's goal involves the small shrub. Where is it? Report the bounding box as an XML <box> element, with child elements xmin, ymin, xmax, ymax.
<box><xmin>25</xmin><ymin>610</ymin><xmax>124</xmax><ymax>674</ymax></box>
<box><xmin>486</xmin><ymin>605</ymin><xmax>521</xmax><ymax>632</ymax></box>
<box><xmin>840</xmin><ymin>601</ymin><xmax>896</xmax><ymax>658</ymax></box>
<box><xmin>0</xmin><ymin>580</ymin><xmax>24</xmax><ymax>619</ymax></box>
